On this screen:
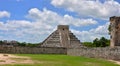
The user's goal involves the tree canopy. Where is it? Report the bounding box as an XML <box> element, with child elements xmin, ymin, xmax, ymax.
<box><xmin>83</xmin><ymin>37</ymin><xmax>110</xmax><ymax>47</ymax></box>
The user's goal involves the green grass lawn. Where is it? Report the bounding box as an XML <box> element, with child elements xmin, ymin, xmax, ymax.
<box><xmin>1</xmin><ymin>54</ymin><xmax>120</xmax><ymax>66</ymax></box>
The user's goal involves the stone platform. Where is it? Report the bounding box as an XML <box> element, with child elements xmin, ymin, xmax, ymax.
<box><xmin>40</xmin><ymin>25</ymin><xmax>82</xmax><ymax>48</ymax></box>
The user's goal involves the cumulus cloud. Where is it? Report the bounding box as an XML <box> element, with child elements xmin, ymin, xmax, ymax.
<box><xmin>0</xmin><ymin>11</ymin><xmax>10</xmax><ymax>18</ymax></box>
<box><xmin>0</xmin><ymin>8</ymin><xmax>97</xmax><ymax>43</ymax></box>
<box><xmin>27</xmin><ymin>8</ymin><xmax>97</xmax><ymax>27</ymax></box>
<box><xmin>71</xmin><ymin>22</ymin><xmax>110</xmax><ymax>42</ymax></box>
<box><xmin>0</xmin><ymin>20</ymin><xmax>53</xmax><ymax>43</ymax></box>
<box><xmin>51</xmin><ymin>0</ymin><xmax>120</xmax><ymax>19</ymax></box>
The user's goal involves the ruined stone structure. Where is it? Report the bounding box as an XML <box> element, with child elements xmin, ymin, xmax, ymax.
<box><xmin>0</xmin><ymin>46</ymin><xmax>67</xmax><ymax>54</ymax></box>
<box><xmin>67</xmin><ymin>47</ymin><xmax>120</xmax><ymax>60</ymax></box>
<box><xmin>110</xmin><ymin>16</ymin><xmax>120</xmax><ymax>47</ymax></box>
<box><xmin>1</xmin><ymin>24</ymin><xmax>120</xmax><ymax>60</ymax></box>
<box><xmin>40</xmin><ymin>25</ymin><xmax>82</xmax><ymax>48</ymax></box>
<box><xmin>1</xmin><ymin>46</ymin><xmax>120</xmax><ymax>60</ymax></box>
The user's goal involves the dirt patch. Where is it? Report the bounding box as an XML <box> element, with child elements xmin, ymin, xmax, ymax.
<box><xmin>109</xmin><ymin>60</ymin><xmax>120</xmax><ymax>65</ymax></box>
<box><xmin>0</xmin><ymin>54</ymin><xmax>34</xmax><ymax>65</ymax></box>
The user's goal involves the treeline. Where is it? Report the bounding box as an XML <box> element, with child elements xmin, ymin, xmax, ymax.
<box><xmin>17</xmin><ymin>42</ymin><xmax>40</xmax><ymax>47</ymax></box>
<box><xmin>83</xmin><ymin>37</ymin><xmax>110</xmax><ymax>47</ymax></box>
<box><xmin>0</xmin><ymin>40</ymin><xmax>41</xmax><ymax>47</ymax></box>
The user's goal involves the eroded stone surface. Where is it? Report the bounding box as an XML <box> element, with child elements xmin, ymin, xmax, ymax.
<box><xmin>41</xmin><ymin>25</ymin><xmax>82</xmax><ymax>48</ymax></box>
<box><xmin>110</xmin><ymin>16</ymin><xmax>120</xmax><ymax>47</ymax></box>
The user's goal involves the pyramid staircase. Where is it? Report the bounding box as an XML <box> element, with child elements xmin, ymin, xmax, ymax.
<box><xmin>40</xmin><ymin>25</ymin><xmax>82</xmax><ymax>48</ymax></box>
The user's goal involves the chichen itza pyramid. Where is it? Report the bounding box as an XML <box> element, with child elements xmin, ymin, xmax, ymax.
<box><xmin>40</xmin><ymin>25</ymin><xmax>82</xmax><ymax>48</ymax></box>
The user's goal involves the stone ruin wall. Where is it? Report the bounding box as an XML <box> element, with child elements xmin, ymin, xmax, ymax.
<box><xmin>0</xmin><ymin>20</ymin><xmax>120</xmax><ymax>61</ymax></box>
<box><xmin>67</xmin><ymin>47</ymin><xmax>120</xmax><ymax>60</ymax></box>
<box><xmin>0</xmin><ymin>46</ymin><xmax>67</xmax><ymax>54</ymax></box>
<box><xmin>110</xmin><ymin>16</ymin><xmax>120</xmax><ymax>47</ymax></box>
<box><xmin>0</xmin><ymin>45</ymin><xmax>120</xmax><ymax>60</ymax></box>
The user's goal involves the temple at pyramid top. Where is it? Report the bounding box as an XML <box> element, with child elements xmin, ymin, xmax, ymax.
<box><xmin>40</xmin><ymin>25</ymin><xmax>82</xmax><ymax>48</ymax></box>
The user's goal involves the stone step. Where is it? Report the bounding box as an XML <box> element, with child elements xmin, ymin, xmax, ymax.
<box><xmin>70</xmin><ymin>36</ymin><xmax>77</xmax><ymax>39</ymax></box>
<box><xmin>41</xmin><ymin>25</ymin><xmax>82</xmax><ymax>48</ymax></box>
<box><xmin>69</xmin><ymin>33</ymin><xmax>73</xmax><ymax>35</ymax></box>
<box><xmin>47</xmin><ymin>41</ymin><xmax>60</xmax><ymax>43</ymax></box>
<box><xmin>51</xmin><ymin>33</ymin><xmax>59</xmax><ymax>38</ymax></box>
<box><xmin>70</xmin><ymin>36</ymin><xmax>78</xmax><ymax>40</ymax></box>
<box><xmin>54</xmin><ymin>30</ymin><xmax>59</xmax><ymax>34</ymax></box>
<box><xmin>70</xmin><ymin>39</ymin><xmax>80</xmax><ymax>42</ymax></box>
<box><xmin>49</xmin><ymin>39</ymin><xmax>60</xmax><ymax>41</ymax></box>
<box><xmin>50</xmin><ymin>36</ymin><xmax>59</xmax><ymax>38</ymax></box>
<box><xmin>70</xmin><ymin>37</ymin><xmax>78</xmax><ymax>39</ymax></box>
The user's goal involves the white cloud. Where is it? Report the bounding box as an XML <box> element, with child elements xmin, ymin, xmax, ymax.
<box><xmin>0</xmin><ymin>11</ymin><xmax>10</xmax><ymax>18</ymax></box>
<box><xmin>27</xmin><ymin>8</ymin><xmax>97</xmax><ymax>27</ymax></box>
<box><xmin>0</xmin><ymin>20</ymin><xmax>32</xmax><ymax>31</ymax></box>
<box><xmin>51</xmin><ymin>0</ymin><xmax>120</xmax><ymax>19</ymax></box>
<box><xmin>71</xmin><ymin>22</ymin><xmax>110</xmax><ymax>42</ymax></box>
<box><xmin>0</xmin><ymin>8</ymin><xmax>97</xmax><ymax>43</ymax></box>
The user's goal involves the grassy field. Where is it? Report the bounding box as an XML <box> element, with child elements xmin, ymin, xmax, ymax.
<box><xmin>1</xmin><ymin>54</ymin><xmax>120</xmax><ymax>66</ymax></box>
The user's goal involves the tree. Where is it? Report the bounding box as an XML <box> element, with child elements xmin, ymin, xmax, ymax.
<box><xmin>18</xmin><ymin>42</ymin><xmax>26</xmax><ymax>46</ymax></box>
<box><xmin>93</xmin><ymin>37</ymin><xmax>110</xmax><ymax>47</ymax></box>
<box><xmin>99</xmin><ymin>37</ymin><xmax>108</xmax><ymax>47</ymax></box>
<box><xmin>93</xmin><ymin>38</ymin><xmax>100</xmax><ymax>47</ymax></box>
<box><xmin>26</xmin><ymin>43</ymin><xmax>39</xmax><ymax>47</ymax></box>
<box><xmin>82</xmin><ymin>42</ymin><xmax>93</xmax><ymax>47</ymax></box>
<box><xmin>0</xmin><ymin>40</ymin><xmax>3</xmax><ymax>44</ymax></box>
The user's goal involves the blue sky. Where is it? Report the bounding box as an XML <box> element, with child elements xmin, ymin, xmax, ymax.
<box><xmin>0</xmin><ymin>0</ymin><xmax>120</xmax><ymax>43</ymax></box>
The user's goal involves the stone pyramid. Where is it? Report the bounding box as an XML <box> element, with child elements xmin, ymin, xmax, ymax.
<box><xmin>41</xmin><ymin>25</ymin><xmax>82</xmax><ymax>48</ymax></box>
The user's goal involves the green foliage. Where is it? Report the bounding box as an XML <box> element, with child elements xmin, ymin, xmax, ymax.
<box><xmin>82</xmin><ymin>42</ymin><xmax>93</xmax><ymax>47</ymax></box>
<box><xmin>0</xmin><ymin>40</ymin><xmax>3</xmax><ymax>44</ymax></box>
<box><xmin>83</xmin><ymin>37</ymin><xmax>110</xmax><ymax>47</ymax></box>
<box><xmin>18</xmin><ymin>42</ymin><xmax>26</xmax><ymax>46</ymax></box>
<box><xmin>0</xmin><ymin>40</ymin><xmax>40</xmax><ymax>47</ymax></box>
<box><xmin>26</xmin><ymin>43</ymin><xmax>39</xmax><ymax>47</ymax></box>
<box><xmin>2</xmin><ymin>54</ymin><xmax>119</xmax><ymax>66</ymax></box>
<box><xmin>93</xmin><ymin>37</ymin><xmax>110</xmax><ymax>47</ymax></box>
<box><xmin>17</xmin><ymin>42</ymin><xmax>39</xmax><ymax>47</ymax></box>
<box><xmin>93</xmin><ymin>38</ymin><xmax>100</xmax><ymax>47</ymax></box>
